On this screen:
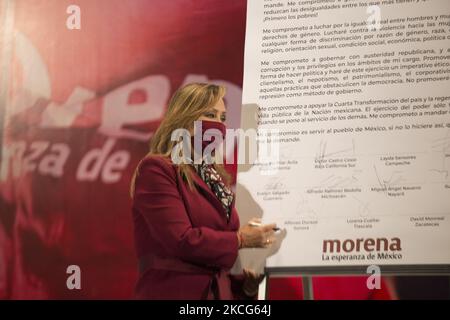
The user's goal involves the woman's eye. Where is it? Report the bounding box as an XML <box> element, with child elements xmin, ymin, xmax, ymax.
<box><xmin>205</xmin><ymin>113</ymin><xmax>215</xmax><ymax>118</ymax></box>
<box><xmin>221</xmin><ymin>116</ymin><xmax>226</xmax><ymax>122</ymax></box>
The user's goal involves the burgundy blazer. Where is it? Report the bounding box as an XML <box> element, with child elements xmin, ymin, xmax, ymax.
<box><xmin>132</xmin><ymin>155</ymin><xmax>250</xmax><ymax>299</ymax></box>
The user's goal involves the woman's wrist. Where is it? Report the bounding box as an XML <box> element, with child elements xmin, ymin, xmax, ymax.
<box><xmin>237</xmin><ymin>231</ymin><xmax>244</xmax><ymax>249</ymax></box>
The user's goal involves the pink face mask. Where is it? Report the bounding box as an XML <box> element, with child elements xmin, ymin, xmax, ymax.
<box><xmin>191</xmin><ymin>120</ymin><xmax>226</xmax><ymax>157</ymax></box>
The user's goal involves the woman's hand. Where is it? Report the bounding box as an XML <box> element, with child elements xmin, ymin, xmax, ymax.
<box><xmin>238</xmin><ymin>218</ymin><xmax>277</xmax><ymax>248</ymax></box>
<box><xmin>242</xmin><ymin>268</ymin><xmax>265</xmax><ymax>297</ymax></box>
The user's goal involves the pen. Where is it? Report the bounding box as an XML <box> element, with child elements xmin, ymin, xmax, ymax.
<box><xmin>248</xmin><ymin>221</ymin><xmax>280</xmax><ymax>231</ymax></box>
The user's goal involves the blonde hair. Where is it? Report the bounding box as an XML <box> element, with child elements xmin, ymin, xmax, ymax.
<box><xmin>130</xmin><ymin>83</ymin><xmax>232</xmax><ymax>198</ymax></box>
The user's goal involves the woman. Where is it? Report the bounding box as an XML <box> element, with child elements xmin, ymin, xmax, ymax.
<box><xmin>130</xmin><ymin>83</ymin><xmax>277</xmax><ymax>300</ymax></box>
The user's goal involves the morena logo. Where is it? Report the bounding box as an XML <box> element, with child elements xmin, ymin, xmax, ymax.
<box><xmin>323</xmin><ymin>237</ymin><xmax>402</xmax><ymax>253</ymax></box>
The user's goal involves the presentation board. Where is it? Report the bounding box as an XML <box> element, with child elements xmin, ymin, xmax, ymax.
<box><xmin>234</xmin><ymin>0</ymin><xmax>450</xmax><ymax>275</ymax></box>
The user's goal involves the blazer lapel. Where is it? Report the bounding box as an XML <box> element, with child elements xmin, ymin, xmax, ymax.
<box><xmin>190</xmin><ymin>166</ymin><xmax>236</xmax><ymax>224</ymax></box>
